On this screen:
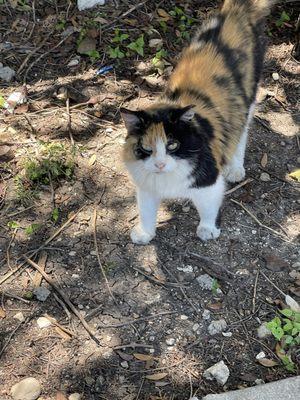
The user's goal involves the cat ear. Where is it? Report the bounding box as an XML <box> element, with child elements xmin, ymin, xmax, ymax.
<box><xmin>179</xmin><ymin>105</ymin><xmax>195</xmax><ymax>122</ymax></box>
<box><xmin>120</xmin><ymin>108</ymin><xmax>143</xmax><ymax>131</ymax></box>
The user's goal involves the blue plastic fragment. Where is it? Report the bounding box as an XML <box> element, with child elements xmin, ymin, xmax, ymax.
<box><xmin>96</xmin><ymin>65</ymin><xmax>114</xmax><ymax>75</ymax></box>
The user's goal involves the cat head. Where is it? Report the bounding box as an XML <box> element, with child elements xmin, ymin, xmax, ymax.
<box><xmin>121</xmin><ymin>104</ymin><xmax>205</xmax><ymax>174</ymax></box>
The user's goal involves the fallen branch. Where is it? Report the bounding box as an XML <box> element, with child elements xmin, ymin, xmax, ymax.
<box><xmin>24</xmin><ymin>256</ymin><xmax>99</xmax><ymax>344</ymax></box>
<box><xmin>225</xmin><ymin>178</ymin><xmax>253</xmax><ymax>195</ymax></box>
<box><xmin>93</xmin><ymin>209</ymin><xmax>116</xmax><ymax>302</ymax></box>
<box><xmin>230</xmin><ymin>199</ymin><xmax>290</xmax><ymax>241</ymax></box>
<box><xmin>132</xmin><ymin>266</ymin><xmax>187</xmax><ymax>288</ymax></box>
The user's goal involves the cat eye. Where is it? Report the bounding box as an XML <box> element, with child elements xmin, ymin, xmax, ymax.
<box><xmin>167</xmin><ymin>140</ymin><xmax>180</xmax><ymax>152</ymax></box>
<box><xmin>140</xmin><ymin>144</ymin><xmax>152</xmax><ymax>154</ymax></box>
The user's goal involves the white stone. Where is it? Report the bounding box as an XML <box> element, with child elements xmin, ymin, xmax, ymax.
<box><xmin>292</xmin><ymin>262</ymin><xmax>300</xmax><ymax>270</ymax></box>
<box><xmin>208</xmin><ymin>319</ymin><xmax>227</xmax><ymax>335</ymax></box>
<box><xmin>203</xmin><ymin>361</ymin><xmax>230</xmax><ymax>386</ymax></box>
<box><xmin>202</xmin><ymin>309</ymin><xmax>211</xmax><ymax>320</ymax></box>
<box><xmin>197</xmin><ymin>274</ymin><xmax>215</xmax><ymax>290</ymax></box>
<box><xmin>193</xmin><ymin>323</ymin><xmax>200</xmax><ymax>332</ymax></box>
<box><xmin>11</xmin><ymin>377</ymin><xmax>41</xmax><ymax>400</ymax></box>
<box><xmin>69</xmin><ymin>393</ymin><xmax>81</xmax><ymax>400</ymax></box>
<box><xmin>71</xmin><ymin>274</ymin><xmax>80</xmax><ymax>279</ymax></box>
<box><xmin>69</xmin><ymin>251</ymin><xmax>76</xmax><ymax>256</ymax></box>
<box><xmin>77</xmin><ymin>0</ymin><xmax>105</xmax><ymax>11</ymax></box>
<box><xmin>256</xmin><ymin>351</ymin><xmax>266</xmax><ymax>360</ymax></box>
<box><xmin>177</xmin><ymin>265</ymin><xmax>193</xmax><ymax>273</ymax></box>
<box><xmin>260</xmin><ymin>172</ymin><xmax>271</xmax><ymax>182</ymax></box>
<box><xmin>272</xmin><ymin>72</ymin><xmax>279</xmax><ymax>81</ymax></box>
<box><xmin>13</xmin><ymin>312</ymin><xmax>25</xmax><ymax>322</ymax></box>
<box><xmin>67</xmin><ymin>59</ymin><xmax>80</xmax><ymax>67</ymax></box>
<box><xmin>180</xmin><ymin>315</ymin><xmax>188</xmax><ymax>320</ymax></box>
<box><xmin>166</xmin><ymin>337</ymin><xmax>176</xmax><ymax>346</ymax></box>
<box><xmin>222</xmin><ymin>331</ymin><xmax>232</xmax><ymax>338</ymax></box>
<box><xmin>120</xmin><ymin>361</ymin><xmax>129</xmax><ymax>368</ymax></box>
<box><xmin>257</xmin><ymin>323</ymin><xmax>271</xmax><ymax>339</ymax></box>
<box><xmin>36</xmin><ymin>317</ymin><xmax>52</xmax><ymax>329</ymax></box>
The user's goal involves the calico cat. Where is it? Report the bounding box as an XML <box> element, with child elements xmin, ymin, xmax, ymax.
<box><xmin>121</xmin><ymin>0</ymin><xmax>274</xmax><ymax>245</ymax></box>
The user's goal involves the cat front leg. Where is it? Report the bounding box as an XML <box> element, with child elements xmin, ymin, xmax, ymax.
<box><xmin>191</xmin><ymin>175</ymin><xmax>225</xmax><ymax>241</ymax></box>
<box><xmin>131</xmin><ymin>188</ymin><xmax>160</xmax><ymax>245</ymax></box>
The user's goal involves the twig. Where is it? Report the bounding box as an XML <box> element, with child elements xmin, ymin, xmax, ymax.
<box><xmin>23</xmin><ymin>114</ymin><xmax>37</xmax><ymax>141</ymax></box>
<box><xmin>66</xmin><ymin>97</ymin><xmax>74</xmax><ymax>146</ymax></box>
<box><xmin>252</xmin><ymin>270</ymin><xmax>260</xmax><ymax>314</ymax></box>
<box><xmin>105</xmin><ymin>0</ymin><xmax>150</xmax><ymax>29</ymax></box>
<box><xmin>132</xmin><ymin>266</ymin><xmax>187</xmax><ymax>288</ymax></box>
<box><xmin>93</xmin><ymin>209</ymin><xmax>116</xmax><ymax>302</ymax></box>
<box><xmin>7</xmin><ymin>205</ymin><xmax>35</xmax><ymax>217</ymax></box>
<box><xmin>32</xmin><ymin>251</ymin><xmax>47</xmax><ymax>288</ymax></box>
<box><xmin>230</xmin><ymin>199</ymin><xmax>290</xmax><ymax>241</ymax></box>
<box><xmin>44</xmin><ymin>314</ymin><xmax>75</xmax><ymax>336</ymax></box>
<box><xmin>225</xmin><ymin>178</ymin><xmax>253</xmax><ymax>195</ymax></box>
<box><xmin>97</xmin><ymin>311</ymin><xmax>176</xmax><ymax>329</ymax></box>
<box><xmin>24</xmin><ymin>33</ymin><xmax>72</xmax><ymax>82</ymax></box>
<box><xmin>113</xmin><ymin>343</ymin><xmax>154</xmax><ymax>350</ymax></box>
<box><xmin>3</xmin><ymin>292</ymin><xmax>30</xmax><ymax>304</ymax></box>
<box><xmin>259</xmin><ymin>270</ymin><xmax>286</xmax><ymax>297</ymax></box>
<box><xmin>136</xmin><ymin>378</ymin><xmax>144</xmax><ymax>400</ymax></box>
<box><xmin>188</xmin><ymin>251</ymin><xmax>235</xmax><ymax>279</ymax></box>
<box><xmin>53</xmin><ymin>292</ymin><xmax>71</xmax><ymax>320</ymax></box>
<box><xmin>24</xmin><ymin>256</ymin><xmax>99</xmax><ymax>344</ymax></box>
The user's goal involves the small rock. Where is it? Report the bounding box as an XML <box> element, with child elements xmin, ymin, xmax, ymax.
<box><xmin>193</xmin><ymin>323</ymin><xmax>200</xmax><ymax>332</ymax></box>
<box><xmin>222</xmin><ymin>331</ymin><xmax>232</xmax><ymax>337</ymax></box>
<box><xmin>177</xmin><ymin>265</ymin><xmax>193</xmax><ymax>273</ymax></box>
<box><xmin>69</xmin><ymin>251</ymin><xmax>76</xmax><ymax>256</ymax></box>
<box><xmin>77</xmin><ymin>0</ymin><xmax>105</xmax><ymax>11</ymax></box>
<box><xmin>292</xmin><ymin>262</ymin><xmax>300</xmax><ymax>271</ymax></box>
<box><xmin>202</xmin><ymin>309</ymin><xmax>211</xmax><ymax>320</ymax></box>
<box><xmin>203</xmin><ymin>360</ymin><xmax>230</xmax><ymax>386</ymax></box>
<box><xmin>78</xmin><ymin>304</ymin><xmax>84</xmax><ymax>310</ymax></box>
<box><xmin>149</xmin><ymin>348</ymin><xmax>155</xmax><ymax>354</ymax></box>
<box><xmin>0</xmin><ymin>65</ymin><xmax>15</xmax><ymax>82</ymax></box>
<box><xmin>33</xmin><ymin>287</ymin><xmax>50</xmax><ymax>302</ymax></box>
<box><xmin>255</xmin><ymin>379</ymin><xmax>265</xmax><ymax>385</ymax></box>
<box><xmin>67</xmin><ymin>58</ymin><xmax>80</xmax><ymax>67</ymax></box>
<box><xmin>256</xmin><ymin>351</ymin><xmax>266</xmax><ymax>360</ymax></box>
<box><xmin>13</xmin><ymin>312</ymin><xmax>25</xmax><ymax>322</ymax></box>
<box><xmin>11</xmin><ymin>377</ymin><xmax>41</xmax><ymax>400</ymax></box>
<box><xmin>77</xmin><ymin>37</ymin><xmax>97</xmax><ymax>54</ymax></box>
<box><xmin>196</xmin><ymin>274</ymin><xmax>215</xmax><ymax>290</ymax></box>
<box><xmin>180</xmin><ymin>315</ymin><xmax>188</xmax><ymax>320</ymax></box>
<box><xmin>166</xmin><ymin>338</ymin><xmax>176</xmax><ymax>346</ymax></box>
<box><xmin>120</xmin><ymin>361</ymin><xmax>129</xmax><ymax>368</ymax></box>
<box><xmin>68</xmin><ymin>394</ymin><xmax>81</xmax><ymax>400</ymax></box>
<box><xmin>257</xmin><ymin>323</ymin><xmax>271</xmax><ymax>339</ymax></box>
<box><xmin>260</xmin><ymin>172</ymin><xmax>271</xmax><ymax>182</ymax></box>
<box><xmin>272</xmin><ymin>72</ymin><xmax>279</xmax><ymax>81</ymax></box>
<box><xmin>71</xmin><ymin>274</ymin><xmax>80</xmax><ymax>279</ymax></box>
<box><xmin>208</xmin><ymin>319</ymin><xmax>227</xmax><ymax>335</ymax></box>
<box><xmin>37</xmin><ymin>317</ymin><xmax>52</xmax><ymax>329</ymax></box>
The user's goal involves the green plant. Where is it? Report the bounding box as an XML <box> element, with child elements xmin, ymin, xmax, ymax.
<box><xmin>108</xmin><ymin>46</ymin><xmax>125</xmax><ymax>59</ymax></box>
<box><xmin>52</xmin><ymin>207</ymin><xmax>59</xmax><ymax>223</ymax></box>
<box><xmin>112</xmin><ymin>28</ymin><xmax>129</xmax><ymax>44</ymax></box>
<box><xmin>152</xmin><ymin>48</ymin><xmax>168</xmax><ymax>72</ymax></box>
<box><xmin>7</xmin><ymin>221</ymin><xmax>19</xmax><ymax>229</ymax></box>
<box><xmin>86</xmin><ymin>49</ymin><xmax>100</xmax><ymax>61</ymax></box>
<box><xmin>275</xmin><ymin>10</ymin><xmax>290</xmax><ymax>28</ymax></box>
<box><xmin>55</xmin><ymin>18</ymin><xmax>66</xmax><ymax>31</ymax></box>
<box><xmin>127</xmin><ymin>35</ymin><xmax>145</xmax><ymax>56</ymax></box>
<box><xmin>169</xmin><ymin>6</ymin><xmax>195</xmax><ymax>41</ymax></box>
<box><xmin>25</xmin><ymin>223</ymin><xmax>40</xmax><ymax>235</ymax></box>
<box><xmin>266</xmin><ymin>309</ymin><xmax>300</xmax><ymax>372</ymax></box>
<box><xmin>212</xmin><ymin>279</ymin><xmax>220</xmax><ymax>295</ymax></box>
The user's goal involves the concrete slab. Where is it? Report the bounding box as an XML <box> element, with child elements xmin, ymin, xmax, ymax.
<box><xmin>202</xmin><ymin>376</ymin><xmax>300</xmax><ymax>400</ymax></box>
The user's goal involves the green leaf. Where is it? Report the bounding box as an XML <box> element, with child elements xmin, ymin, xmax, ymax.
<box><xmin>291</xmin><ymin>327</ymin><xmax>299</xmax><ymax>336</ymax></box>
<box><xmin>0</xmin><ymin>95</ymin><xmax>5</xmax><ymax>108</ymax></box>
<box><xmin>127</xmin><ymin>35</ymin><xmax>144</xmax><ymax>56</ymax></box>
<box><xmin>52</xmin><ymin>207</ymin><xmax>59</xmax><ymax>222</ymax></box>
<box><xmin>283</xmin><ymin>320</ymin><xmax>293</xmax><ymax>332</ymax></box>
<box><xmin>7</xmin><ymin>221</ymin><xmax>19</xmax><ymax>229</ymax></box>
<box><xmin>25</xmin><ymin>223</ymin><xmax>40</xmax><ymax>235</ymax></box>
<box><xmin>284</xmin><ymin>335</ymin><xmax>294</xmax><ymax>345</ymax></box>
<box><xmin>280</xmin><ymin>309</ymin><xmax>294</xmax><ymax>318</ymax></box>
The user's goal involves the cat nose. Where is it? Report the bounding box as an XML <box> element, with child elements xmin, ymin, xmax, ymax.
<box><xmin>155</xmin><ymin>161</ymin><xmax>166</xmax><ymax>170</ymax></box>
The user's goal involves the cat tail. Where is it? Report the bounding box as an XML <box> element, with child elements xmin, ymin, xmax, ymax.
<box><xmin>221</xmin><ymin>0</ymin><xmax>277</xmax><ymax>22</ymax></box>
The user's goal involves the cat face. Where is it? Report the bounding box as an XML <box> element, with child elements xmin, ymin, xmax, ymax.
<box><xmin>121</xmin><ymin>105</ymin><xmax>197</xmax><ymax>174</ymax></box>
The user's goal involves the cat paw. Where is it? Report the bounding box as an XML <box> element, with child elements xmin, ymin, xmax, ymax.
<box><xmin>197</xmin><ymin>225</ymin><xmax>220</xmax><ymax>241</ymax></box>
<box><xmin>130</xmin><ymin>226</ymin><xmax>155</xmax><ymax>245</ymax></box>
<box><xmin>223</xmin><ymin>166</ymin><xmax>245</xmax><ymax>183</ymax></box>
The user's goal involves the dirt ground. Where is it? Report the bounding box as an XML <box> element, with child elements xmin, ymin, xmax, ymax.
<box><xmin>0</xmin><ymin>1</ymin><xmax>299</xmax><ymax>399</ymax></box>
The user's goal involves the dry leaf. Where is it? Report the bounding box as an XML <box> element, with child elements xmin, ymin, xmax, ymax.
<box><xmin>258</xmin><ymin>358</ymin><xmax>278</xmax><ymax>367</ymax></box>
<box><xmin>0</xmin><ymin>308</ymin><xmax>6</xmax><ymax>319</ymax></box>
<box><xmin>146</xmin><ymin>372</ymin><xmax>168</xmax><ymax>380</ymax></box>
<box><xmin>207</xmin><ymin>302</ymin><xmax>223</xmax><ymax>310</ymax></box>
<box><xmin>88</xmin><ymin>154</ymin><xmax>97</xmax><ymax>166</ymax></box>
<box><xmin>275</xmin><ymin>343</ymin><xmax>286</xmax><ymax>360</ymax></box>
<box><xmin>93</xmin><ymin>16</ymin><xmax>108</xmax><ymax>24</ymax></box>
<box><xmin>149</xmin><ymin>39</ymin><xmax>163</xmax><ymax>48</ymax></box>
<box><xmin>56</xmin><ymin>392</ymin><xmax>67</xmax><ymax>400</ymax></box>
<box><xmin>289</xmin><ymin>169</ymin><xmax>300</xmax><ymax>182</ymax></box>
<box><xmin>155</xmin><ymin>381</ymin><xmax>170</xmax><ymax>387</ymax></box>
<box><xmin>157</xmin><ymin>9</ymin><xmax>170</xmax><ymax>19</ymax></box>
<box><xmin>116</xmin><ymin>351</ymin><xmax>133</xmax><ymax>361</ymax></box>
<box><xmin>285</xmin><ymin>295</ymin><xmax>300</xmax><ymax>312</ymax></box>
<box><xmin>261</xmin><ymin>153</ymin><xmax>268</xmax><ymax>168</ymax></box>
<box><xmin>133</xmin><ymin>353</ymin><xmax>154</xmax><ymax>361</ymax></box>
<box><xmin>55</xmin><ymin>326</ymin><xmax>72</xmax><ymax>341</ymax></box>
